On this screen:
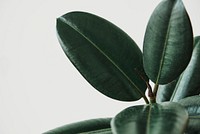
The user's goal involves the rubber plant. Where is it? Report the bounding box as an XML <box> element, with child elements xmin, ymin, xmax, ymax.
<box><xmin>44</xmin><ymin>0</ymin><xmax>200</xmax><ymax>133</ymax></box>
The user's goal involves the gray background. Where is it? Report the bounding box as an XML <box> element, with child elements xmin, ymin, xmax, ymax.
<box><xmin>0</xmin><ymin>0</ymin><xmax>199</xmax><ymax>133</ymax></box>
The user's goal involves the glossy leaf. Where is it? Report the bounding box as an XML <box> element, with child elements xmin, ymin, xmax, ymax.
<box><xmin>154</xmin><ymin>37</ymin><xmax>200</xmax><ymax>103</ymax></box>
<box><xmin>57</xmin><ymin>11</ymin><xmax>148</xmax><ymax>101</ymax></box>
<box><xmin>156</xmin><ymin>79</ymin><xmax>178</xmax><ymax>102</ymax></box>
<box><xmin>194</xmin><ymin>36</ymin><xmax>200</xmax><ymax>47</ymax></box>
<box><xmin>143</xmin><ymin>0</ymin><xmax>193</xmax><ymax>84</ymax></box>
<box><xmin>171</xmin><ymin>37</ymin><xmax>200</xmax><ymax>102</ymax></box>
<box><xmin>43</xmin><ymin>118</ymin><xmax>112</xmax><ymax>134</ymax></box>
<box><xmin>178</xmin><ymin>96</ymin><xmax>200</xmax><ymax>134</ymax></box>
<box><xmin>111</xmin><ymin>102</ymin><xmax>188</xmax><ymax>134</ymax></box>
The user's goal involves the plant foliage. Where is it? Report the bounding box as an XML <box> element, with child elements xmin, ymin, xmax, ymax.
<box><xmin>44</xmin><ymin>0</ymin><xmax>200</xmax><ymax>133</ymax></box>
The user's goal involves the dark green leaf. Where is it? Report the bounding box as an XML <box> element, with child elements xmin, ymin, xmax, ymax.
<box><xmin>171</xmin><ymin>37</ymin><xmax>200</xmax><ymax>102</ymax></box>
<box><xmin>111</xmin><ymin>102</ymin><xmax>188</xmax><ymax>134</ymax></box>
<box><xmin>143</xmin><ymin>0</ymin><xmax>193</xmax><ymax>84</ymax></box>
<box><xmin>156</xmin><ymin>37</ymin><xmax>200</xmax><ymax>103</ymax></box>
<box><xmin>178</xmin><ymin>96</ymin><xmax>200</xmax><ymax>134</ymax></box>
<box><xmin>43</xmin><ymin>118</ymin><xmax>112</xmax><ymax>134</ymax></box>
<box><xmin>194</xmin><ymin>36</ymin><xmax>200</xmax><ymax>47</ymax></box>
<box><xmin>156</xmin><ymin>79</ymin><xmax>178</xmax><ymax>102</ymax></box>
<box><xmin>57</xmin><ymin>11</ymin><xmax>148</xmax><ymax>101</ymax></box>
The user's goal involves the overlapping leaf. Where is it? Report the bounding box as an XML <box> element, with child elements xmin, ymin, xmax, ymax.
<box><xmin>143</xmin><ymin>0</ymin><xmax>193</xmax><ymax>84</ymax></box>
<box><xmin>57</xmin><ymin>11</ymin><xmax>148</xmax><ymax>101</ymax></box>
<box><xmin>111</xmin><ymin>102</ymin><xmax>188</xmax><ymax>134</ymax></box>
<box><xmin>178</xmin><ymin>96</ymin><xmax>200</xmax><ymax>134</ymax></box>
<box><xmin>43</xmin><ymin>118</ymin><xmax>112</xmax><ymax>134</ymax></box>
<box><xmin>156</xmin><ymin>79</ymin><xmax>178</xmax><ymax>102</ymax></box>
<box><xmin>171</xmin><ymin>37</ymin><xmax>200</xmax><ymax>102</ymax></box>
<box><xmin>194</xmin><ymin>36</ymin><xmax>200</xmax><ymax>47</ymax></box>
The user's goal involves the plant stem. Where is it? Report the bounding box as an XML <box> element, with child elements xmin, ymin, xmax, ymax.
<box><xmin>153</xmin><ymin>84</ymin><xmax>159</xmax><ymax>97</ymax></box>
<box><xmin>133</xmin><ymin>68</ymin><xmax>150</xmax><ymax>104</ymax></box>
<box><xmin>146</xmin><ymin>82</ymin><xmax>156</xmax><ymax>103</ymax></box>
<box><xmin>143</xmin><ymin>94</ymin><xmax>150</xmax><ymax>104</ymax></box>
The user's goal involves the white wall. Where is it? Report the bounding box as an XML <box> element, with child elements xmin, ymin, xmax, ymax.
<box><xmin>0</xmin><ymin>0</ymin><xmax>199</xmax><ymax>133</ymax></box>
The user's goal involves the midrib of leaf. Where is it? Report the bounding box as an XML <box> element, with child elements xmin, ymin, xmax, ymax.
<box><xmin>156</xmin><ymin>2</ymin><xmax>176</xmax><ymax>84</ymax></box>
<box><xmin>146</xmin><ymin>105</ymin><xmax>152</xmax><ymax>134</ymax></box>
<box><xmin>80</xmin><ymin>128</ymin><xmax>111</xmax><ymax>134</ymax></box>
<box><xmin>59</xmin><ymin>17</ymin><xmax>146</xmax><ymax>100</ymax></box>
